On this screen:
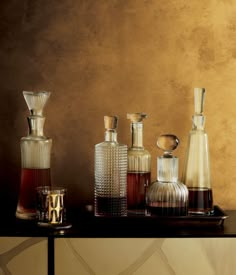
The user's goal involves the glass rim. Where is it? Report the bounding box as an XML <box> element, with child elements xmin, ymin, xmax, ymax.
<box><xmin>36</xmin><ymin>186</ymin><xmax>66</xmax><ymax>194</ymax></box>
<box><xmin>23</xmin><ymin>91</ymin><xmax>51</xmax><ymax>96</ymax></box>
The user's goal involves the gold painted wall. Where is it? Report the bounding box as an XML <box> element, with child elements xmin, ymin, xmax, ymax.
<box><xmin>1</xmin><ymin>0</ymin><xmax>236</xmax><ymax>212</ymax></box>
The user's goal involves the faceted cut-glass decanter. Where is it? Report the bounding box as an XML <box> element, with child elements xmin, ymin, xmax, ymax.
<box><xmin>182</xmin><ymin>88</ymin><xmax>213</xmax><ymax>215</ymax></box>
<box><xmin>16</xmin><ymin>91</ymin><xmax>52</xmax><ymax>220</ymax></box>
<box><xmin>146</xmin><ymin>134</ymin><xmax>188</xmax><ymax>216</ymax></box>
<box><xmin>127</xmin><ymin>113</ymin><xmax>151</xmax><ymax>215</ymax></box>
<box><xmin>94</xmin><ymin>116</ymin><xmax>128</xmax><ymax>216</ymax></box>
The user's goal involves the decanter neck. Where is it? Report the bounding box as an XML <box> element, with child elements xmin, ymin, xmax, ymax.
<box><xmin>157</xmin><ymin>156</ymin><xmax>178</xmax><ymax>183</ymax></box>
<box><xmin>192</xmin><ymin>115</ymin><xmax>205</xmax><ymax>130</ymax></box>
<box><xmin>27</xmin><ymin>116</ymin><xmax>45</xmax><ymax>137</ymax></box>
<box><xmin>192</xmin><ymin>88</ymin><xmax>206</xmax><ymax>131</ymax></box>
<box><xmin>131</xmin><ymin>122</ymin><xmax>143</xmax><ymax>148</ymax></box>
<box><xmin>105</xmin><ymin>130</ymin><xmax>117</xmax><ymax>142</ymax></box>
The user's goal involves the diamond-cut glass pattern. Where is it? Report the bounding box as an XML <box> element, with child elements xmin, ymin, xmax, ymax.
<box><xmin>95</xmin><ymin>142</ymin><xmax>127</xmax><ymax>216</ymax></box>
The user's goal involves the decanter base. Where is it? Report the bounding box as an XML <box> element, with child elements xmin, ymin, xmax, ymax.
<box><xmin>16</xmin><ymin>208</ymin><xmax>36</xmax><ymax>220</ymax></box>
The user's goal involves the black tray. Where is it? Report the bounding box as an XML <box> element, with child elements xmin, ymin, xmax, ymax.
<box><xmin>90</xmin><ymin>205</ymin><xmax>228</xmax><ymax>228</ymax></box>
<box><xmin>144</xmin><ymin>205</ymin><xmax>228</xmax><ymax>227</ymax></box>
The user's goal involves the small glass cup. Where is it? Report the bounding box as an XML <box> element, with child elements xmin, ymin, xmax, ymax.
<box><xmin>36</xmin><ymin>186</ymin><xmax>51</xmax><ymax>224</ymax></box>
<box><xmin>36</xmin><ymin>186</ymin><xmax>71</xmax><ymax>229</ymax></box>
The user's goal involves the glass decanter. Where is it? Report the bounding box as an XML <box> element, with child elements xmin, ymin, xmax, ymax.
<box><xmin>94</xmin><ymin>116</ymin><xmax>128</xmax><ymax>216</ymax></box>
<box><xmin>146</xmin><ymin>134</ymin><xmax>188</xmax><ymax>216</ymax></box>
<box><xmin>127</xmin><ymin>113</ymin><xmax>151</xmax><ymax>215</ymax></box>
<box><xmin>182</xmin><ymin>88</ymin><xmax>213</xmax><ymax>215</ymax></box>
<box><xmin>16</xmin><ymin>91</ymin><xmax>52</xmax><ymax>220</ymax></box>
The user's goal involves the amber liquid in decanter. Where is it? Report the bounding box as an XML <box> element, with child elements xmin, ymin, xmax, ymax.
<box><xmin>127</xmin><ymin>113</ymin><xmax>151</xmax><ymax>215</ymax></box>
<box><xmin>182</xmin><ymin>88</ymin><xmax>213</xmax><ymax>215</ymax></box>
<box><xmin>16</xmin><ymin>91</ymin><xmax>52</xmax><ymax>220</ymax></box>
<box><xmin>146</xmin><ymin>134</ymin><xmax>188</xmax><ymax>216</ymax></box>
<box><xmin>94</xmin><ymin>116</ymin><xmax>128</xmax><ymax>217</ymax></box>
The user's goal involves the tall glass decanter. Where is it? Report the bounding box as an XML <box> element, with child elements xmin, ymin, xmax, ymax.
<box><xmin>16</xmin><ymin>91</ymin><xmax>52</xmax><ymax>220</ymax></box>
<box><xmin>182</xmin><ymin>88</ymin><xmax>213</xmax><ymax>215</ymax></box>
<box><xmin>94</xmin><ymin>116</ymin><xmax>128</xmax><ymax>216</ymax></box>
<box><xmin>146</xmin><ymin>134</ymin><xmax>188</xmax><ymax>216</ymax></box>
<box><xmin>127</xmin><ymin>113</ymin><xmax>151</xmax><ymax>215</ymax></box>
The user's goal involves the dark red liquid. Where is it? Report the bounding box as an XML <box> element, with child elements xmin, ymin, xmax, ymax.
<box><xmin>147</xmin><ymin>204</ymin><xmax>187</xmax><ymax>216</ymax></box>
<box><xmin>188</xmin><ymin>188</ymin><xmax>213</xmax><ymax>214</ymax></box>
<box><xmin>127</xmin><ymin>172</ymin><xmax>151</xmax><ymax>213</ymax></box>
<box><xmin>16</xmin><ymin>168</ymin><xmax>51</xmax><ymax>217</ymax></box>
<box><xmin>95</xmin><ymin>196</ymin><xmax>127</xmax><ymax>216</ymax></box>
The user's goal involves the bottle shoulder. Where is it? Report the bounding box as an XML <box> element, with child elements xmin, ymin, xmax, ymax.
<box><xmin>128</xmin><ymin>147</ymin><xmax>151</xmax><ymax>156</ymax></box>
<box><xmin>189</xmin><ymin>129</ymin><xmax>207</xmax><ymax>135</ymax></box>
<box><xmin>95</xmin><ymin>141</ymin><xmax>127</xmax><ymax>148</ymax></box>
<box><xmin>21</xmin><ymin>136</ymin><xmax>52</xmax><ymax>143</ymax></box>
<box><xmin>148</xmin><ymin>180</ymin><xmax>188</xmax><ymax>193</ymax></box>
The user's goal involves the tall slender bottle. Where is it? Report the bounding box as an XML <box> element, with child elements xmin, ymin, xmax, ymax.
<box><xmin>94</xmin><ymin>116</ymin><xmax>128</xmax><ymax>216</ymax></box>
<box><xmin>182</xmin><ymin>88</ymin><xmax>213</xmax><ymax>215</ymax></box>
<box><xmin>127</xmin><ymin>113</ymin><xmax>151</xmax><ymax>215</ymax></box>
<box><xmin>16</xmin><ymin>91</ymin><xmax>52</xmax><ymax>220</ymax></box>
<box><xmin>146</xmin><ymin>134</ymin><xmax>188</xmax><ymax>216</ymax></box>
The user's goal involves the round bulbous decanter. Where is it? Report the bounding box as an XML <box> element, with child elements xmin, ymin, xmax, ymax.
<box><xmin>127</xmin><ymin>113</ymin><xmax>151</xmax><ymax>215</ymax></box>
<box><xmin>146</xmin><ymin>134</ymin><xmax>188</xmax><ymax>216</ymax></box>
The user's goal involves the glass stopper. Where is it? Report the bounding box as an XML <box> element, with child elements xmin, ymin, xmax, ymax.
<box><xmin>194</xmin><ymin>88</ymin><xmax>205</xmax><ymax>115</ymax></box>
<box><xmin>127</xmin><ymin>113</ymin><xmax>147</xmax><ymax>122</ymax></box>
<box><xmin>157</xmin><ymin>134</ymin><xmax>179</xmax><ymax>156</ymax></box>
<box><xmin>23</xmin><ymin>91</ymin><xmax>51</xmax><ymax>116</ymax></box>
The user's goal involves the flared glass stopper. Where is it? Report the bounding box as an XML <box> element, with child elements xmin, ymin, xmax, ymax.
<box><xmin>23</xmin><ymin>91</ymin><xmax>51</xmax><ymax>116</ymax></box>
<box><xmin>127</xmin><ymin>113</ymin><xmax>147</xmax><ymax>122</ymax></box>
<box><xmin>157</xmin><ymin>134</ymin><xmax>179</xmax><ymax>183</ymax></box>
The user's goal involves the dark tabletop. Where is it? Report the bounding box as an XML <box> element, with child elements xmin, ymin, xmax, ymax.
<box><xmin>0</xmin><ymin>206</ymin><xmax>236</xmax><ymax>238</ymax></box>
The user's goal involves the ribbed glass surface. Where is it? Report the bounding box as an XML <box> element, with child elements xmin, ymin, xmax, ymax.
<box><xmin>23</xmin><ymin>91</ymin><xmax>50</xmax><ymax>116</ymax></box>
<box><xmin>128</xmin><ymin>150</ymin><xmax>151</xmax><ymax>172</ymax></box>
<box><xmin>21</xmin><ymin>139</ymin><xmax>52</xmax><ymax>169</ymax></box>
<box><xmin>16</xmin><ymin>91</ymin><xmax>52</xmax><ymax>220</ymax></box>
<box><xmin>146</xmin><ymin>181</ymin><xmax>188</xmax><ymax>216</ymax></box>
<box><xmin>127</xmin><ymin>115</ymin><xmax>151</xmax><ymax>215</ymax></box>
<box><xmin>146</xmin><ymin>134</ymin><xmax>188</xmax><ymax>216</ymax></box>
<box><xmin>157</xmin><ymin>157</ymin><xmax>178</xmax><ymax>183</ymax></box>
<box><xmin>16</xmin><ymin>139</ymin><xmax>52</xmax><ymax>220</ymax></box>
<box><xmin>95</xmin><ymin>142</ymin><xmax>127</xmax><ymax>216</ymax></box>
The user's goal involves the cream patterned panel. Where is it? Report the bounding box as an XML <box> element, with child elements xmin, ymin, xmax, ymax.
<box><xmin>55</xmin><ymin>238</ymin><xmax>236</xmax><ymax>275</ymax></box>
<box><xmin>0</xmin><ymin>237</ymin><xmax>47</xmax><ymax>275</ymax></box>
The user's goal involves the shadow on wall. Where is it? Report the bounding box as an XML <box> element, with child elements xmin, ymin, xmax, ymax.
<box><xmin>0</xmin><ymin>89</ymin><xmax>24</xmax><ymax>217</ymax></box>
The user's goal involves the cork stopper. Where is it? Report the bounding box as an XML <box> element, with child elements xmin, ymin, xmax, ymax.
<box><xmin>104</xmin><ymin>116</ymin><xmax>118</xmax><ymax>130</ymax></box>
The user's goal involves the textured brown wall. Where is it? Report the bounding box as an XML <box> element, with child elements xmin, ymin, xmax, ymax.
<box><xmin>1</xmin><ymin>0</ymin><xmax>236</xmax><ymax>214</ymax></box>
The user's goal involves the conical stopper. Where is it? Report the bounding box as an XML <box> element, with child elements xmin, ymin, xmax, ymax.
<box><xmin>193</xmin><ymin>88</ymin><xmax>206</xmax><ymax>130</ymax></box>
<box><xmin>194</xmin><ymin>88</ymin><xmax>205</xmax><ymax>115</ymax></box>
<box><xmin>23</xmin><ymin>91</ymin><xmax>51</xmax><ymax>116</ymax></box>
